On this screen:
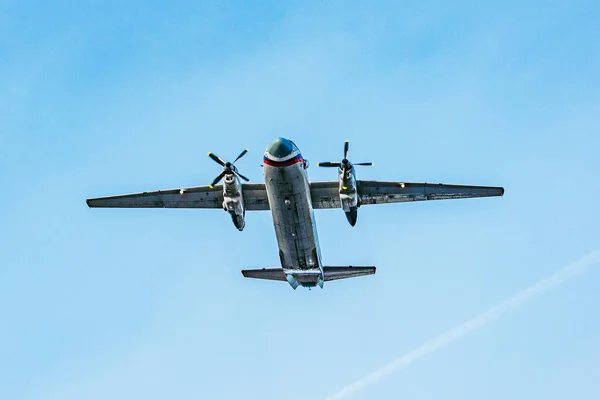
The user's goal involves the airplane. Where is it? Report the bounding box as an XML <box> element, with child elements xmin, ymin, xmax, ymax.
<box><xmin>86</xmin><ymin>138</ymin><xmax>504</xmax><ymax>290</ymax></box>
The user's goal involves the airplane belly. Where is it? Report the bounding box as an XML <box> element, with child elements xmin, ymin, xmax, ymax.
<box><xmin>264</xmin><ymin>164</ymin><xmax>320</xmax><ymax>270</ymax></box>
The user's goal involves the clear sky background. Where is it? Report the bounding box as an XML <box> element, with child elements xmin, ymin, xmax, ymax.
<box><xmin>1</xmin><ymin>1</ymin><xmax>599</xmax><ymax>399</ymax></box>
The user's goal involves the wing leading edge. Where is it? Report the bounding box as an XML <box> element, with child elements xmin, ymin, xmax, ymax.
<box><xmin>310</xmin><ymin>180</ymin><xmax>504</xmax><ymax>209</ymax></box>
<box><xmin>86</xmin><ymin>183</ymin><xmax>270</xmax><ymax>210</ymax></box>
<box><xmin>88</xmin><ymin>180</ymin><xmax>502</xmax><ymax>209</ymax></box>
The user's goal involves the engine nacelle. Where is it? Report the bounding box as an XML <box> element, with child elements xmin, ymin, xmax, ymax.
<box><xmin>222</xmin><ymin>174</ymin><xmax>246</xmax><ymax>231</ymax></box>
<box><xmin>338</xmin><ymin>167</ymin><xmax>359</xmax><ymax>226</ymax></box>
<box><xmin>318</xmin><ymin>140</ymin><xmax>371</xmax><ymax>227</ymax></box>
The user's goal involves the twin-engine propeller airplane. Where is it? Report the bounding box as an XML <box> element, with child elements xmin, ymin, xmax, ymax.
<box><xmin>87</xmin><ymin>138</ymin><xmax>504</xmax><ymax>290</ymax></box>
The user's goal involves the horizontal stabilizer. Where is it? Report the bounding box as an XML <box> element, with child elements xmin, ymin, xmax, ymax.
<box><xmin>323</xmin><ymin>266</ymin><xmax>376</xmax><ymax>281</ymax></box>
<box><xmin>241</xmin><ymin>268</ymin><xmax>286</xmax><ymax>281</ymax></box>
<box><xmin>241</xmin><ymin>266</ymin><xmax>375</xmax><ymax>289</ymax></box>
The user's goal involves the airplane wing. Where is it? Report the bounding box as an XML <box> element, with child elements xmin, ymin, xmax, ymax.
<box><xmin>310</xmin><ymin>181</ymin><xmax>504</xmax><ymax>209</ymax></box>
<box><xmin>86</xmin><ymin>183</ymin><xmax>270</xmax><ymax>210</ymax></box>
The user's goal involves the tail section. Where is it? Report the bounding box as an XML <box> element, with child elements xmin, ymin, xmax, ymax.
<box><xmin>241</xmin><ymin>268</ymin><xmax>287</xmax><ymax>281</ymax></box>
<box><xmin>322</xmin><ymin>266</ymin><xmax>376</xmax><ymax>281</ymax></box>
<box><xmin>241</xmin><ymin>266</ymin><xmax>375</xmax><ymax>289</ymax></box>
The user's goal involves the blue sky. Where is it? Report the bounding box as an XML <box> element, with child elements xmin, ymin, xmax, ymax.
<box><xmin>1</xmin><ymin>1</ymin><xmax>599</xmax><ymax>399</ymax></box>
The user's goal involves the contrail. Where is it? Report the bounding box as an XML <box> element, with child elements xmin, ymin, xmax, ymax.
<box><xmin>325</xmin><ymin>250</ymin><xmax>600</xmax><ymax>400</ymax></box>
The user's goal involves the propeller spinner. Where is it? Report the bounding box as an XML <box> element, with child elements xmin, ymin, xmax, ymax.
<box><xmin>317</xmin><ymin>140</ymin><xmax>372</xmax><ymax>170</ymax></box>
<box><xmin>207</xmin><ymin>149</ymin><xmax>250</xmax><ymax>187</ymax></box>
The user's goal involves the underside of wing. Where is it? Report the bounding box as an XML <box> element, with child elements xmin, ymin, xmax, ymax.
<box><xmin>358</xmin><ymin>181</ymin><xmax>504</xmax><ymax>205</ymax></box>
<box><xmin>310</xmin><ymin>181</ymin><xmax>340</xmax><ymax>209</ymax></box>
<box><xmin>86</xmin><ymin>183</ymin><xmax>270</xmax><ymax>209</ymax></box>
<box><xmin>309</xmin><ymin>180</ymin><xmax>504</xmax><ymax>209</ymax></box>
<box><xmin>242</xmin><ymin>183</ymin><xmax>271</xmax><ymax>210</ymax></box>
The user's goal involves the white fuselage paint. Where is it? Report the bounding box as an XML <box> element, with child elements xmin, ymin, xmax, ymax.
<box><xmin>263</xmin><ymin>145</ymin><xmax>323</xmax><ymax>288</ymax></box>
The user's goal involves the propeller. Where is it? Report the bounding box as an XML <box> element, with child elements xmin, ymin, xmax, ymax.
<box><xmin>317</xmin><ymin>140</ymin><xmax>373</xmax><ymax>170</ymax></box>
<box><xmin>207</xmin><ymin>148</ymin><xmax>250</xmax><ymax>187</ymax></box>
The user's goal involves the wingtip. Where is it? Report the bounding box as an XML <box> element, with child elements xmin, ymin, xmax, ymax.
<box><xmin>86</xmin><ymin>199</ymin><xmax>92</xmax><ymax>208</ymax></box>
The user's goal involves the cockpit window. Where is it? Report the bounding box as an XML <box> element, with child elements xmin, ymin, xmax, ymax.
<box><xmin>266</xmin><ymin>137</ymin><xmax>298</xmax><ymax>158</ymax></box>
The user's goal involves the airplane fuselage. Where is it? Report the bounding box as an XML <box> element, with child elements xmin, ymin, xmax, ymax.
<box><xmin>263</xmin><ymin>138</ymin><xmax>323</xmax><ymax>288</ymax></box>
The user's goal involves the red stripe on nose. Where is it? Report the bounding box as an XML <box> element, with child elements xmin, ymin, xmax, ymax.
<box><xmin>263</xmin><ymin>155</ymin><xmax>304</xmax><ymax>167</ymax></box>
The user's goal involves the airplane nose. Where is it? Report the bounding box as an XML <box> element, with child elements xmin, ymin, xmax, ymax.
<box><xmin>266</xmin><ymin>137</ymin><xmax>296</xmax><ymax>158</ymax></box>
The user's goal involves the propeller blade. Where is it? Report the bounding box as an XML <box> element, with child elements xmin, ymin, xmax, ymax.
<box><xmin>233</xmin><ymin>148</ymin><xmax>248</xmax><ymax>164</ymax></box>
<box><xmin>210</xmin><ymin>170</ymin><xmax>226</xmax><ymax>187</ymax></box>
<box><xmin>344</xmin><ymin>140</ymin><xmax>349</xmax><ymax>159</ymax></box>
<box><xmin>317</xmin><ymin>162</ymin><xmax>342</xmax><ymax>167</ymax></box>
<box><xmin>234</xmin><ymin>171</ymin><xmax>250</xmax><ymax>182</ymax></box>
<box><xmin>208</xmin><ymin>152</ymin><xmax>226</xmax><ymax>167</ymax></box>
<box><xmin>354</xmin><ymin>162</ymin><xmax>373</xmax><ymax>166</ymax></box>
